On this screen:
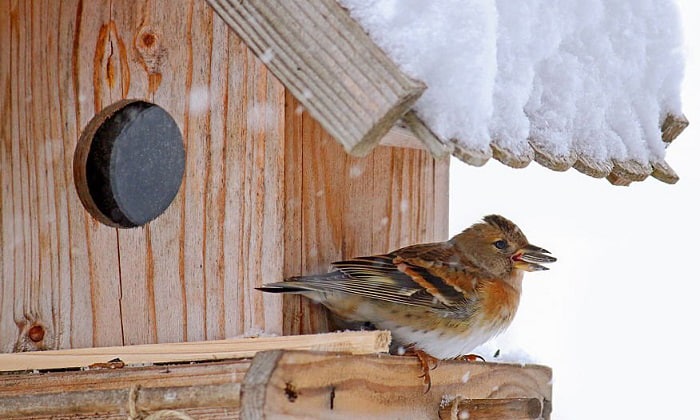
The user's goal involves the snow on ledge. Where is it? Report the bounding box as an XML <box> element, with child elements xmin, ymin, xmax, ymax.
<box><xmin>340</xmin><ymin>0</ymin><xmax>686</xmax><ymax>184</ymax></box>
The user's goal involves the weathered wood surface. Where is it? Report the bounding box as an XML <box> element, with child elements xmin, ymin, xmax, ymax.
<box><xmin>206</xmin><ymin>0</ymin><xmax>427</xmax><ymax>156</ymax></box>
<box><xmin>0</xmin><ymin>348</ymin><xmax>550</xmax><ymax>419</ymax></box>
<box><xmin>0</xmin><ymin>359</ymin><xmax>249</xmax><ymax>419</ymax></box>
<box><xmin>0</xmin><ymin>330</ymin><xmax>390</xmax><ymax>372</ymax></box>
<box><xmin>241</xmin><ymin>350</ymin><xmax>552</xmax><ymax>420</ymax></box>
<box><xmin>0</xmin><ymin>0</ymin><xmax>450</xmax><ymax>353</ymax></box>
<box><xmin>439</xmin><ymin>397</ymin><xmax>550</xmax><ymax>419</ymax></box>
<box><xmin>0</xmin><ymin>0</ymin><xmax>285</xmax><ymax>352</ymax></box>
<box><xmin>282</xmin><ymin>93</ymin><xmax>450</xmax><ymax>335</ymax></box>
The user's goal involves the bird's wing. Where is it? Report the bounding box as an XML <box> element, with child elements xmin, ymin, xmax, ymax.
<box><xmin>322</xmin><ymin>242</ymin><xmax>480</xmax><ymax>315</ymax></box>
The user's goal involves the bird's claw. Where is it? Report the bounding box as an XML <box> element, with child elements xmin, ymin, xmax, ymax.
<box><xmin>456</xmin><ymin>353</ymin><xmax>485</xmax><ymax>362</ymax></box>
<box><xmin>412</xmin><ymin>349</ymin><xmax>439</xmax><ymax>393</ymax></box>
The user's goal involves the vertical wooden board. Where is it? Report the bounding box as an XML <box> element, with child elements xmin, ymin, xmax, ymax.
<box><xmin>282</xmin><ymin>91</ymin><xmax>305</xmax><ymax>335</ymax></box>
<box><xmin>58</xmin><ymin>0</ymin><xmax>125</xmax><ymax>350</ymax></box>
<box><xmin>0</xmin><ymin>0</ymin><xmax>13</xmax><ymax>352</ymax></box>
<box><xmin>220</xmin><ymin>29</ymin><xmax>286</xmax><ymax>337</ymax></box>
<box><xmin>2</xmin><ymin>0</ymin><xmax>286</xmax><ymax>352</ymax></box>
<box><xmin>112</xmin><ymin>0</ymin><xmax>286</xmax><ymax>344</ymax></box>
<box><xmin>282</xmin><ymin>95</ymin><xmax>450</xmax><ymax>335</ymax></box>
<box><xmin>0</xmin><ymin>0</ymin><xmax>124</xmax><ymax>352</ymax></box>
<box><xmin>106</xmin><ymin>0</ymin><xmax>176</xmax><ymax>347</ymax></box>
<box><xmin>113</xmin><ymin>1</ymin><xmax>195</xmax><ymax>345</ymax></box>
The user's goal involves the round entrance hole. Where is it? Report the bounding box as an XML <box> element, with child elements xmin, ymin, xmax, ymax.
<box><xmin>74</xmin><ymin>99</ymin><xmax>185</xmax><ymax>228</ymax></box>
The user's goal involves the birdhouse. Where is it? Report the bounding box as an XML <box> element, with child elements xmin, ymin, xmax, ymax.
<box><xmin>0</xmin><ymin>0</ymin><xmax>686</xmax><ymax>418</ymax></box>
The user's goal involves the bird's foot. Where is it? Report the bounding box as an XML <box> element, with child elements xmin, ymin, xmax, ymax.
<box><xmin>402</xmin><ymin>347</ymin><xmax>439</xmax><ymax>392</ymax></box>
<box><xmin>455</xmin><ymin>353</ymin><xmax>485</xmax><ymax>362</ymax></box>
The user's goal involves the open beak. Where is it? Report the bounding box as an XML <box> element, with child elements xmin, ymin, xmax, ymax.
<box><xmin>512</xmin><ymin>244</ymin><xmax>557</xmax><ymax>272</ymax></box>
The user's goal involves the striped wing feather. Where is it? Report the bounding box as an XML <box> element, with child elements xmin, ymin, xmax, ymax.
<box><xmin>312</xmin><ymin>242</ymin><xmax>479</xmax><ymax>312</ymax></box>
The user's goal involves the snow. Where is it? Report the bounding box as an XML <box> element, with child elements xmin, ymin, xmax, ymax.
<box><xmin>340</xmin><ymin>0</ymin><xmax>684</xmax><ymax>165</ymax></box>
<box><xmin>189</xmin><ymin>86</ymin><xmax>210</xmax><ymax>114</ymax></box>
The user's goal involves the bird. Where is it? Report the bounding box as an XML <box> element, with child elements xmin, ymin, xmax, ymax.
<box><xmin>257</xmin><ymin>214</ymin><xmax>556</xmax><ymax>389</ymax></box>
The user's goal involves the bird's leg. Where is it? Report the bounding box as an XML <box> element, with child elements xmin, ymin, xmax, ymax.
<box><xmin>455</xmin><ymin>354</ymin><xmax>485</xmax><ymax>362</ymax></box>
<box><xmin>402</xmin><ymin>346</ymin><xmax>439</xmax><ymax>392</ymax></box>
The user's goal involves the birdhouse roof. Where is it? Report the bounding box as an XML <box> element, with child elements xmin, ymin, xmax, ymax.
<box><xmin>206</xmin><ymin>0</ymin><xmax>688</xmax><ymax>185</ymax></box>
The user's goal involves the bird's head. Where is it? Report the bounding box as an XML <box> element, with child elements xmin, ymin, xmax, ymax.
<box><xmin>451</xmin><ymin>214</ymin><xmax>556</xmax><ymax>277</ymax></box>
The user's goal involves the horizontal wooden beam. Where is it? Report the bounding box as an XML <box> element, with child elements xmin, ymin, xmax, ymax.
<box><xmin>0</xmin><ymin>347</ymin><xmax>551</xmax><ymax>419</ymax></box>
<box><xmin>206</xmin><ymin>0</ymin><xmax>426</xmax><ymax>156</ymax></box>
<box><xmin>241</xmin><ymin>350</ymin><xmax>552</xmax><ymax>419</ymax></box>
<box><xmin>0</xmin><ymin>359</ymin><xmax>249</xmax><ymax>419</ymax></box>
<box><xmin>0</xmin><ymin>330</ymin><xmax>390</xmax><ymax>372</ymax></box>
<box><xmin>439</xmin><ymin>396</ymin><xmax>550</xmax><ymax>420</ymax></box>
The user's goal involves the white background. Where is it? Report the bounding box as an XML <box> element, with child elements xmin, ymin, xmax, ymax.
<box><xmin>448</xmin><ymin>1</ymin><xmax>698</xmax><ymax>418</ymax></box>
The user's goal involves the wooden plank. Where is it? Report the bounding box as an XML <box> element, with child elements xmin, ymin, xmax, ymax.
<box><xmin>661</xmin><ymin>113</ymin><xmax>689</xmax><ymax>143</ymax></box>
<box><xmin>607</xmin><ymin>159</ymin><xmax>652</xmax><ymax>186</ymax></box>
<box><xmin>451</xmin><ymin>142</ymin><xmax>492</xmax><ymax>167</ymax></box>
<box><xmin>1</xmin><ymin>0</ymin><xmax>287</xmax><ymax>352</ymax></box>
<box><xmin>400</xmin><ymin>110</ymin><xmax>452</xmax><ymax>157</ymax></box>
<box><xmin>282</xmin><ymin>95</ymin><xmax>450</xmax><ymax>335</ymax></box>
<box><xmin>530</xmin><ymin>142</ymin><xmax>577</xmax><ymax>172</ymax></box>
<box><xmin>205</xmin><ymin>0</ymin><xmax>426</xmax><ymax>156</ymax></box>
<box><xmin>0</xmin><ymin>331</ymin><xmax>390</xmax><ymax>372</ymax></box>
<box><xmin>651</xmin><ymin>160</ymin><xmax>679</xmax><ymax>184</ymax></box>
<box><xmin>1</xmin><ymin>0</ymin><xmax>126</xmax><ymax>353</ymax></box>
<box><xmin>0</xmin><ymin>0</ymin><xmax>13</xmax><ymax>353</ymax></box>
<box><xmin>379</xmin><ymin>124</ymin><xmax>427</xmax><ymax>151</ymax></box>
<box><xmin>0</xmin><ymin>359</ymin><xmax>249</xmax><ymax>419</ymax></box>
<box><xmin>241</xmin><ymin>350</ymin><xmax>552</xmax><ymax>420</ymax></box>
<box><xmin>112</xmin><ymin>0</ymin><xmax>286</xmax><ymax>344</ymax></box>
<box><xmin>439</xmin><ymin>397</ymin><xmax>550</xmax><ymax>420</ymax></box>
<box><xmin>573</xmin><ymin>154</ymin><xmax>613</xmax><ymax>179</ymax></box>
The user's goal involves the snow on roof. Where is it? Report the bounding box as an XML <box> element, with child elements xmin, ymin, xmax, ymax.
<box><xmin>340</xmin><ymin>0</ymin><xmax>687</xmax><ymax>184</ymax></box>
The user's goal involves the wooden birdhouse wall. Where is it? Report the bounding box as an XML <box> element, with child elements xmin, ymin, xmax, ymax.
<box><xmin>0</xmin><ymin>0</ymin><xmax>449</xmax><ymax>353</ymax></box>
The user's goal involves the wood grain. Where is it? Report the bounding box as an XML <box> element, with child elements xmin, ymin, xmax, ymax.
<box><xmin>282</xmin><ymin>93</ymin><xmax>450</xmax><ymax>335</ymax></box>
<box><xmin>0</xmin><ymin>0</ymin><xmax>285</xmax><ymax>352</ymax></box>
<box><xmin>0</xmin><ymin>359</ymin><xmax>249</xmax><ymax>419</ymax></box>
<box><xmin>241</xmin><ymin>350</ymin><xmax>552</xmax><ymax>420</ymax></box>
<box><xmin>0</xmin><ymin>0</ymin><xmax>449</xmax><ymax>353</ymax></box>
<box><xmin>0</xmin><ymin>348</ymin><xmax>550</xmax><ymax>419</ymax></box>
<box><xmin>206</xmin><ymin>0</ymin><xmax>426</xmax><ymax>156</ymax></box>
<box><xmin>0</xmin><ymin>331</ymin><xmax>390</xmax><ymax>372</ymax></box>
<box><xmin>438</xmin><ymin>397</ymin><xmax>549</xmax><ymax>420</ymax></box>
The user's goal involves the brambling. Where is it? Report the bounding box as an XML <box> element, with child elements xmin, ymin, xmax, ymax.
<box><xmin>258</xmin><ymin>214</ymin><xmax>555</xmax><ymax>389</ymax></box>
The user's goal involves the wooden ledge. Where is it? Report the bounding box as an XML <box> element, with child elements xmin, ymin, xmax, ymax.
<box><xmin>243</xmin><ymin>350</ymin><xmax>552</xmax><ymax>419</ymax></box>
<box><xmin>1</xmin><ymin>349</ymin><xmax>552</xmax><ymax>419</ymax></box>
<box><xmin>0</xmin><ymin>330</ymin><xmax>390</xmax><ymax>372</ymax></box>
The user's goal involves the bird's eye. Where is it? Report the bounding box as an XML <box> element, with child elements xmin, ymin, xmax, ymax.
<box><xmin>493</xmin><ymin>240</ymin><xmax>507</xmax><ymax>250</ymax></box>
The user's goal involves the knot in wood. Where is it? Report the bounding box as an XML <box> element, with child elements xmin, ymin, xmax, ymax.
<box><xmin>28</xmin><ymin>325</ymin><xmax>45</xmax><ymax>343</ymax></box>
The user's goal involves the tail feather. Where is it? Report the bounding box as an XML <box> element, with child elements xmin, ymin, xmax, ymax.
<box><xmin>256</xmin><ymin>281</ymin><xmax>309</xmax><ymax>294</ymax></box>
<box><xmin>257</xmin><ymin>272</ymin><xmax>346</xmax><ymax>294</ymax></box>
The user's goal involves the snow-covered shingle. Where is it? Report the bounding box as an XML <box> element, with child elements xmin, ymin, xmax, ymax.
<box><xmin>340</xmin><ymin>0</ymin><xmax>687</xmax><ymax>184</ymax></box>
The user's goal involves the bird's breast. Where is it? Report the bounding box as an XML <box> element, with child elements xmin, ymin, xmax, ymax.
<box><xmin>476</xmin><ymin>274</ymin><xmax>522</xmax><ymax>330</ymax></box>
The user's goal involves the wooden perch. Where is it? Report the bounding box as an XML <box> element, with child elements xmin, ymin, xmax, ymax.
<box><xmin>439</xmin><ymin>396</ymin><xmax>550</xmax><ymax>420</ymax></box>
<box><xmin>0</xmin><ymin>359</ymin><xmax>250</xmax><ymax>419</ymax></box>
<box><xmin>241</xmin><ymin>350</ymin><xmax>552</xmax><ymax>419</ymax></box>
<box><xmin>0</xmin><ymin>349</ymin><xmax>551</xmax><ymax>419</ymax></box>
<box><xmin>0</xmin><ymin>330</ymin><xmax>390</xmax><ymax>372</ymax></box>
<box><xmin>205</xmin><ymin>0</ymin><xmax>425</xmax><ymax>156</ymax></box>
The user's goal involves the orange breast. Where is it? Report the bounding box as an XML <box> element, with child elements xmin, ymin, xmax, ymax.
<box><xmin>477</xmin><ymin>279</ymin><xmax>521</xmax><ymax>329</ymax></box>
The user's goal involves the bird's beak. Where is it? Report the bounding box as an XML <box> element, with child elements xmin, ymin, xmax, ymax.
<box><xmin>512</xmin><ymin>244</ymin><xmax>557</xmax><ymax>271</ymax></box>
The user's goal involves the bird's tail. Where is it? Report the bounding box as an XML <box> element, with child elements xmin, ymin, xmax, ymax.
<box><xmin>256</xmin><ymin>272</ymin><xmax>346</xmax><ymax>294</ymax></box>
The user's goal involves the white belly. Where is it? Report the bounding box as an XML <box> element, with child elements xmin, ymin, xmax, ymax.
<box><xmin>383</xmin><ymin>322</ymin><xmax>501</xmax><ymax>359</ymax></box>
